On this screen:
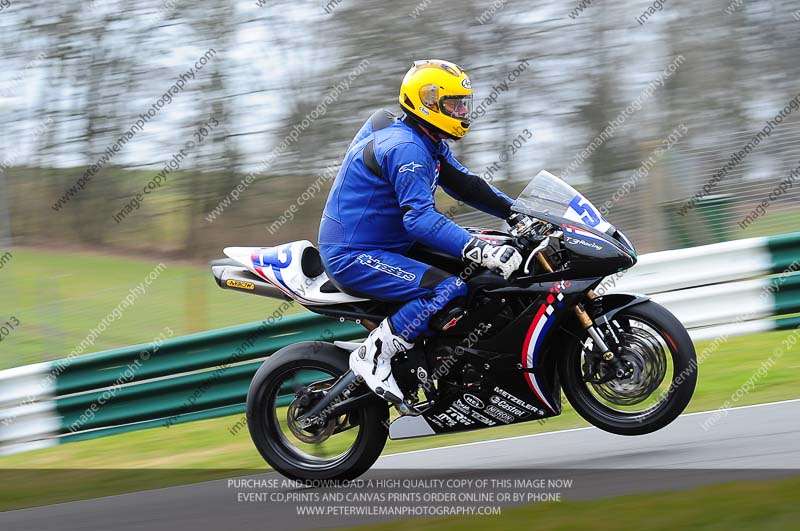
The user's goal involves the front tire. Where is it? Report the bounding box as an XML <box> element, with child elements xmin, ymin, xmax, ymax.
<box><xmin>559</xmin><ymin>300</ymin><xmax>697</xmax><ymax>435</ymax></box>
<box><xmin>246</xmin><ymin>341</ymin><xmax>389</xmax><ymax>481</ymax></box>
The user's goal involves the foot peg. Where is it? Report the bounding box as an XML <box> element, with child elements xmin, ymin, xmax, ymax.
<box><xmin>376</xmin><ymin>389</ymin><xmax>420</xmax><ymax>416</ymax></box>
<box><xmin>396</xmin><ymin>400</ymin><xmax>422</xmax><ymax>417</ymax></box>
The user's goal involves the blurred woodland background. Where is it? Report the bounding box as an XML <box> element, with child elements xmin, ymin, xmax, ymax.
<box><xmin>2</xmin><ymin>0</ymin><xmax>800</xmax><ymax>260</ymax></box>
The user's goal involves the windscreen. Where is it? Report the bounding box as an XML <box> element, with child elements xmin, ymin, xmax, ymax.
<box><xmin>515</xmin><ymin>170</ymin><xmax>612</xmax><ymax>233</ymax></box>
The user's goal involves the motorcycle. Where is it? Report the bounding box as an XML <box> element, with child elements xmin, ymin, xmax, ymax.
<box><xmin>211</xmin><ymin>170</ymin><xmax>697</xmax><ymax>481</ymax></box>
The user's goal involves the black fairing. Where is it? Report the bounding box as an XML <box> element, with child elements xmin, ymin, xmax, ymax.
<box><xmin>408</xmin><ymin>277</ymin><xmax>602</xmax><ymax>435</ymax></box>
<box><xmin>561</xmin><ymin>229</ymin><xmax>635</xmax><ymax>278</ymax></box>
<box><xmin>511</xmin><ymin>206</ymin><xmax>637</xmax><ymax>278</ymax></box>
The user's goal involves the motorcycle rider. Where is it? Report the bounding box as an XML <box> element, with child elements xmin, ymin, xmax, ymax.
<box><xmin>319</xmin><ymin>59</ymin><xmax>522</xmax><ymax>406</ymax></box>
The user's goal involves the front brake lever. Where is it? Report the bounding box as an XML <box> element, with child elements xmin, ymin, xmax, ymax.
<box><xmin>522</xmin><ymin>238</ymin><xmax>549</xmax><ymax>275</ymax></box>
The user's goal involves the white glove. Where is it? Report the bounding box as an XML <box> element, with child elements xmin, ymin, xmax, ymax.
<box><xmin>462</xmin><ymin>237</ymin><xmax>523</xmax><ymax>279</ymax></box>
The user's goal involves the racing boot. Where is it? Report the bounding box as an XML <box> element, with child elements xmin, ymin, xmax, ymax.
<box><xmin>349</xmin><ymin>318</ymin><xmax>414</xmax><ymax>404</ymax></box>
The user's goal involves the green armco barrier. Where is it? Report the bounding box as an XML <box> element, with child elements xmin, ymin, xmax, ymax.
<box><xmin>0</xmin><ymin>310</ymin><xmax>365</xmax><ymax>454</ymax></box>
<box><xmin>775</xmin><ymin>314</ymin><xmax>800</xmax><ymax>330</ymax></box>
<box><xmin>56</xmin><ymin>362</ymin><xmax>328</xmax><ymax>434</ymax></box>
<box><xmin>60</xmin><ymin>390</ymin><xmax>304</xmax><ymax>445</ymax></box>
<box><xmin>57</xmin><ymin>361</ymin><xmax>262</xmax><ymax>433</ymax></box>
<box><xmin>767</xmin><ymin>232</ymin><xmax>800</xmax><ymax>272</ymax></box>
<box><xmin>55</xmin><ymin>313</ymin><xmax>365</xmax><ymax>396</ymax></box>
<box><xmin>772</xmin><ymin>273</ymin><xmax>800</xmax><ymax>316</ymax></box>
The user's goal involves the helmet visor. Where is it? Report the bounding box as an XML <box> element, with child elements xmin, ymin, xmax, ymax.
<box><xmin>439</xmin><ymin>95</ymin><xmax>473</xmax><ymax>121</ymax></box>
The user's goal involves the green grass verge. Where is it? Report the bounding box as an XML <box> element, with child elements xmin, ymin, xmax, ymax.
<box><xmin>0</xmin><ymin>248</ymin><xmax>292</xmax><ymax>370</ymax></box>
<box><xmin>0</xmin><ymin>327</ymin><xmax>798</xmax><ymax>511</ymax></box>
<box><xmin>343</xmin><ymin>475</ymin><xmax>800</xmax><ymax>531</ymax></box>
<box><xmin>738</xmin><ymin>208</ymin><xmax>800</xmax><ymax>240</ymax></box>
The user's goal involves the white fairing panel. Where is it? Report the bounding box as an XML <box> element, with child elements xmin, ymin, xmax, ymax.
<box><xmin>224</xmin><ymin>241</ymin><xmax>368</xmax><ymax>305</ymax></box>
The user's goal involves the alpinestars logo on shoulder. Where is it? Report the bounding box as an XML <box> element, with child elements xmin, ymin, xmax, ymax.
<box><xmin>399</xmin><ymin>162</ymin><xmax>423</xmax><ymax>173</ymax></box>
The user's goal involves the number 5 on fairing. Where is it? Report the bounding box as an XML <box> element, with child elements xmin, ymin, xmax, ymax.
<box><xmin>568</xmin><ymin>196</ymin><xmax>602</xmax><ymax>228</ymax></box>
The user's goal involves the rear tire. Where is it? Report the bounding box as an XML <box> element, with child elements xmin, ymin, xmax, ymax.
<box><xmin>559</xmin><ymin>300</ymin><xmax>697</xmax><ymax>435</ymax></box>
<box><xmin>246</xmin><ymin>341</ymin><xmax>389</xmax><ymax>481</ymax></box>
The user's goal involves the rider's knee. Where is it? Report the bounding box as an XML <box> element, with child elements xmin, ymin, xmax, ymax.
<box><xmin>431</xmin><ymin>276</ymin><xmax>467</xmax><ymax>302</ymax></box>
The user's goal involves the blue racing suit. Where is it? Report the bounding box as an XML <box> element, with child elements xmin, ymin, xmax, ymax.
<box><xmin>319</xmin><ymin>110</ymin><xmax>513</xmax><ymax>341</ymax></box>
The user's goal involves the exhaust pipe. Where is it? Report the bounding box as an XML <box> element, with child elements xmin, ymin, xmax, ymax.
<box><xmin>211</xmin><ymin>265</ymin><xmax>291</xmax><ymax>301</ymax></box>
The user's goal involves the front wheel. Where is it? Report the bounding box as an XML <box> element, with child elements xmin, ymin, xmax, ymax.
<box><xmin>246</xmin><ymin>342</ymin><xmax>389</xmax><ymax>481</ymax></box>
<box><xmin>559</xmin><ymin>300</ymin><xmax>697</xmax><ymax>435</ymax></box>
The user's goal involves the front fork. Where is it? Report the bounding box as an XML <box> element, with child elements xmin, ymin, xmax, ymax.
<box><xmin>535</xmin><ymin>253</ymin><xmax>629</xmax><ymax>379</ymax></box>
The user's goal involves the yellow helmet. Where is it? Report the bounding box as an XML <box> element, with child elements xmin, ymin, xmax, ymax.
<box><xmin>399</xmin><ymin>59</ymin><xmax>473</xmax><ymax>140</ymax></box>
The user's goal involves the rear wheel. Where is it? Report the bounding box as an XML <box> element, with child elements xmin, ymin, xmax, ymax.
<box><xmin>559</xmin><ymin>300</ymin><xmax>697</xmax><ymax>435</ymax></box>
<box><xmin>246</xmin><ymin>342</ymin><xmax>389</xmax><ymax>481</ymax></box>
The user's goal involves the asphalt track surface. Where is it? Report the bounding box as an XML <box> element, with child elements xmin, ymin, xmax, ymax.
<box><xmin>2</xmin><ymin>399</ymin><xmax>799</xmax><ymax>531</ymax></box>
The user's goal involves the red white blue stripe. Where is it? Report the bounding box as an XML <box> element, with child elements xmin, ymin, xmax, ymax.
<box><xmin>520</xmin><ymin>284</ymin><xmax>564</xmax><ymax>413</ymax></box>
<box><xmin>563</xmin><ymin>224</ymin><xmax>610</xmax><ymax>245</ymax></box>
